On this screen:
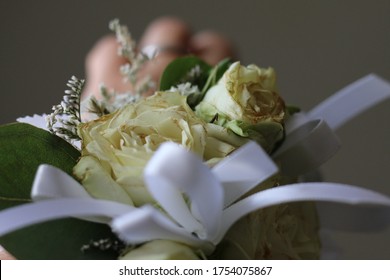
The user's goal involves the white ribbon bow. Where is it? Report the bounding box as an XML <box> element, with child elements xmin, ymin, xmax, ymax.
<box><xmin>2</xmin><ymin>73</ymin><xmax>390</xmax><ymax>256</ymax></box>
<box><xmin>1</xmin><ymin>141</ymin><xmax>390</xmax><ymax>255</ymax></box>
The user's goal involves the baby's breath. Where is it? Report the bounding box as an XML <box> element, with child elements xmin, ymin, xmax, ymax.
<box><xmin>83</xmin><ymin>83</ymin><xmax>141</xmax><ymax>119</ymax></box>
<box><xmin>178</xmin><ymin>65</ymin><xmax>202</xmax><ymax>85</ymax></box>
<box><xmin>187</xmin><ymin>65</ymin><xmax>202</xmax><ymax>80</ymax></box>
<box><xmin>109</xmin><ymin>19</ymin><xmax>154</xmax><ymax>97</ymax></box>
<box><xmin>46</xmin><ymin>76</ymin><xmax>84</xmax><ymax>144</ymax></box>
<box><xmin>169</xmin><ymin>82</ymin><xmax>201</xmax><ymax>97</ymax></box>
<box><xmin>82</xmin><ymin>19</ymin><xmax>157</xmax><ymax>120</ymax></box>
<box><xmin>81</xmin><ymin>238</ymin><xmax>125</xmax><ymax>254</ymax></box>
<box><xmin>82</xmin><ymin>96</ymin><xmax>110</xmax><ymax>118</ymax></box>
<box><xmin>108</xmin><ymin>19</ymin><xmax>137</xmax><ymax>61</ymax></box>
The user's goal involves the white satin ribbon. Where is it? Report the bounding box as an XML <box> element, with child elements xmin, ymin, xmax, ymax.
<box><xmin>31</xmin><ymin>164</ymin><xmax>117</xmax><ymax>224</ymax></box>
<box><xmin>144</xmin><ymin>142</ymin><xmax>223</xmax><ymax>240</ymax></box>
<box><xmin>0</xmin><ymin>198</ymin><xmax>134</xmax><ymax>237</ymax></box>
<box><xmin>212</xmin><ymin>141</ymin><xmax>278</xmax><ymax>207</ymax></box>
<box><xmin>307</xmin><ymin>74</ymin><xmax>390</xmax><ymax>130</ymax></box>
<box><xmin>274</xmin><ymin>73</ymin><xmax>390</xmax><ymax>177</ymax></box>
<box><xmin>32</xmin><ymin>165</ymin><xmax>91</xmax><ymax>200</ymax></box>
<box><xmin>218</xmin><ymin>183</ymin><xmax>390</xmax><ymax>243</ymax></box>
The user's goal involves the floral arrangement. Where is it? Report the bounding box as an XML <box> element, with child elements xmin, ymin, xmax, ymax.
<box><xmin>0</xmin><ymin>20</ymin><xmax>390</xmax><ymax>260</ymax></box>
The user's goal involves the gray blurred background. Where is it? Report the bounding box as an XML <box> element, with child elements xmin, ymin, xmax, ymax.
<box><xmin>1</xmin><ymin>0</ymin><xmax>389</xmax><ymax>259</ymax></box>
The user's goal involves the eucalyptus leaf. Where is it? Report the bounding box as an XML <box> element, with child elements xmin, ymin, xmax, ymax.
<box><xmin>0</xmin><ymin>123</ymin><xmax>121</xmax><ymax>259</ymax></box>
<box><xmin>159</xmin><ymin>56</ymin><xmax>211</xmax><ymax>91</ymax></box>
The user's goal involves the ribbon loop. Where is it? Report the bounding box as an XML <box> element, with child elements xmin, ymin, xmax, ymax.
<box><xmin>308</xmin><ymin>74</ymin><xmax>390</xmax><ymax>130</ymax></box>
<box><xmin>32</xmin><ymin>164</ymin><xmax>90</xmax><ymax>201</ymax></box>
<box><xmin>212</xmin><ymin>141</ymin><xmax>278</xmax><ymax>207</ymax></box>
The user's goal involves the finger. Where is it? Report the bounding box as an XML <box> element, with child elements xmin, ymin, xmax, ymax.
<box><xmin>83</xmin><ymin>35</ymin><xmax>130</xmax><ymax>97</ymax></box>
<box><xmin>189</xmin><ymin>31</ymin><xmax>237</xmax><ymax>65</ymax></box>
<box><xmin>138</xmin><ymin>17</ymin><xmax>191</xmax><ymax>91</ymax></box>
<box><xmin>139</xmin><ymin>17</ymin><xmax>190</xmax><ymax>51</ymax></box>
<box><xmin>0</xmin><ymin>246</ymin><xmax>15</xmax><ymax>260</ymax></box>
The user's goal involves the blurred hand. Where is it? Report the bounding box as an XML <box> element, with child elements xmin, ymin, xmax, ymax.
<box><xmin>0</xmin><ymin>246</ymin><xmax>15</xmax><ymax>260</ymax></box>
<box><xmin>83</xmin><ymin>16</ymin><xmax>236</xmax><ymax>97</ymax></box>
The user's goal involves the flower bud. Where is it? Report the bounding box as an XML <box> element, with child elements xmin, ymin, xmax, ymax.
<box><xmin>196</xmin><ymin>62</ymin><xmax>285</xmax><ymax>153</ymax></box>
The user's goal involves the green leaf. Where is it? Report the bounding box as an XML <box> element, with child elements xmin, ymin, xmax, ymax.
<box><xmin>188</xmin><ymin>58</ymin><xmax>232</xmax><ymax>109</ymax></box>
<box><xmin>286</xmin><ymin>105</ymin><xmax>301</xmax><ymax>115</ymax></box>
<box><xmin>201</xmin><ymin>57</ymin><xmax>232</xmax><ymax>95</ymax></box>
<box><xmin>0</xmin><ymin>219</ymin><xmax>121</xmax><ymax>260</ymax></box>
<box><xmin>214</xmin><ymin>58</ymin><xmax>232</xmax><ymax>81</ymax></box>
<box><xmin>0</xmin><ymin>123</ymin><xmax>121</xmax><ymax>259</ymax></box>
<box><xmin>0</xmin><ymin>123</ymin><xmax>79</xmax><ymax>206</ymax></box>
<box><xmin>159</xmin><ymin>56</ymin><xmax>211</xmax><ymax>91</ymax></box>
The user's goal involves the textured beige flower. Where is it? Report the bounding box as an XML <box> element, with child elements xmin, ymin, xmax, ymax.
<box><xmin>120</xmin><ymin>240</ymin><xmax>200</xmax><ymax>260</ymax></box>
<box><xmin>196</xmin><ymin>62</ymin><xmax>286</xmax><ymax>153</ymax></box>
<box><xmin>211</xmin><ymin>176</ymin><xmax>321</xmax><ymax>260</ymax></box>
<box><xmin>215</xmin><ymin>202</ymin><xmax>321</xmax><ymax>260</ymax></box>
<box><xmin>74</xmin><ymin>91</ymin><xmax>244</xmax><ymax>206</ymax></box>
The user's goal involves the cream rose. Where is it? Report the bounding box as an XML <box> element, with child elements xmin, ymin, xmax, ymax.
<box><xmin>119</xmin><ymin>240</ymin><xmax>200</xmax><ymax>260</ymax></box>
<box><xmin>196</xmin><ymin>62</ymin><xmax>286</xmax><ymax>153</ymax></box>
<box><xmin>213</xmin><ymin>202</ymin><xmax>321</xmax><ymax>259</ymax></box>
<box><xmin>74</xmin><ymin>91</ymin><xmax>244</xmax><ymax>206</ymax></box>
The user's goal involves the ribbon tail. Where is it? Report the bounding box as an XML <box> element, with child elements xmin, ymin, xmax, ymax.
<box><xmin>0</xmin><ymin>198</ymin><xmax>134</xmax><ymax>237</ymax></box>
<box><xmin>215</xmin><ymin>183</ymin><xmax>390</xmax><ymax>244</ymax></box>
<box><xmin>307</xmin><ymin>74</ymin><xmax>390</xmax><ymax>130</ymax></box>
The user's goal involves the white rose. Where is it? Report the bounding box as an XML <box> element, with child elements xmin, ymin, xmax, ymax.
<box><xmin>74</xmin><ymin>91</ymin><xmax>243</xmax><ymax>206</ymax></box>
<box><xmin>215</xmin><ymin>202</ymin><xmax>321</xmax><ymax>259</ymax></box>
<box><xmin>120</xmin><ymin>240</ymin><xmax>199</xmax><ymax>260</ymax></box>
<box><xmin>196</xmin><ymin>62</ymin><xmax>285</xmax><ymax>153</ymax></box>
